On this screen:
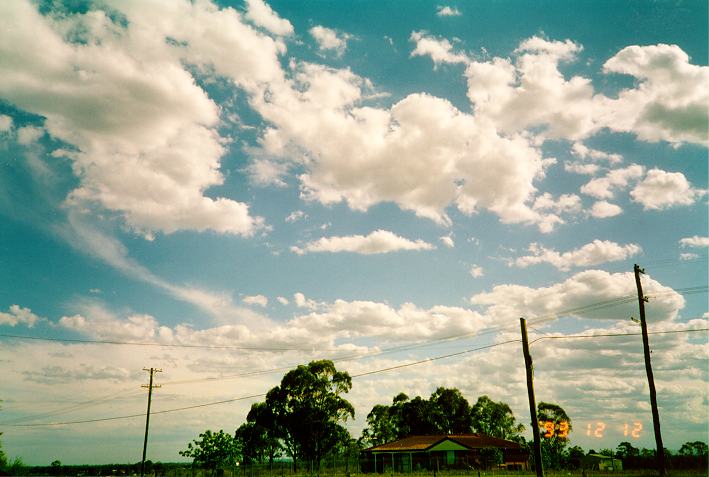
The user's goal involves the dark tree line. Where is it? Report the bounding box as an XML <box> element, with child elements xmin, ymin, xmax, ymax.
<box><xmin>177</xmin><ymin>360</ymin><xmax>707</xmax><ymax>473</ymax></box>
<box><xmin>182</xmin><ymin>360</ymin><xmax>355</xmax><ymax>473</ymax></box>
<box><xmin>359</xmin><ymin>389</ymin><xmax>525</xmax><ymax>446</ymax></box>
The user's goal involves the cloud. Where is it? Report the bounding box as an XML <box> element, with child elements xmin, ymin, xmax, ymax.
<box><xmin>247</xmin><ymin>159</ymin><xmax>289</xmax><ymax>187</ymax></box>
<box><xmin>285</xmin><ymin>210</ymin><xmax>306</xmax><ymax>223</ymax></box>
<box><xmin>0</xmin><ymin>114</ymin><xmax>12</xmax><ymax>131</ymax></box>
<box><xmin>310</xmin><ymin>26</ymin><xmax>350</xmax><ymax>56</ymax></box>
<box><xmin>245</xmin><ymin>0</ymin><xmax>294</xmax><ymax>36</ymax></box>
<box><xmin>55</xmin><ymin>212</ymin><xmax>265</xmax><ymax>324</ymax></box>
<box><xmin>679</xmin><ymin>236</ymin><xmax>709</xmax><ymax>248</ymax></box>
<box><xmin>465</xmin><ymin>37</ymin><xmax>597</xmax><ymax>140</ymax></box>
<box><xmin>252</xmin><ymin>61</ymin><xmax>559</xmax><ymax>230</ymax></box>
<box><xmin>470</xmin><ymin>269</ymin><xmax>684</xmax><ymax>323</ymax></box>
<box><xmin>512</xmin><ymin>240</ymin><xmax>642</xmax><ymax>271</ymax></box>
<box><xmin>16</xmin><ymin>126</ymin><xmax>43</xmax><ymax>145</ymax></box>
<box><xmin>0</xmin><ymin>0</ymin><xmax>273</xmax><ymax>237</ymax></box>
<box><xmin>23</xmin><ymin>364</ymin><xmax>135</xmax><ymax>384</ymax></box>
<box><xmin>564</xmin><ymin>162</ymin><xmax>599</xmax><ymax>175</ymax></box>
<box><xmin>679</xmin><ymin>252</ymin><xmax>699</xmax><ymax>261</ymax></box>
<box><xmin>599</xmin><ymin>44</ymin><xmax>709</xmax><ymax>145</ymax></box>
<box><xmin>0</xmin><ymin>304</ymin><xmax>41</xmax><ymax>327</ymax></box>
<box><xmin>291</xmin><ymin>229</ymin><xmax>434</xmax><ymax>255</ymax></box>
<box><xmin>590</xmin><ymin>200</ymin><xmax>623</xmax><ymax>218</ymax></box>
<box><xmin>469</xmin><ymin>265</ymin><xmax>484</xmax><ymax>278</ymax></box>
<box><xmin>242</xmin><ymin>295</ymin><xmax>269</xmax><ymax>307</ymax></box>
<box><xmin>59</xmin><ymin>310</ymin><xmax>162</xmax><ymax>342</ymax></box>
<box><xmin>294</xmin><ymin>292</ymin><xmax>318</xmax><ymax>310</ymax></box>
<box><xmin>276</xmin><ymin>296</ymin><xmax>289</xmax><ymax>305</ymax></box>
<box><xmin>532</xmin><ymin>193</ymin><xmax>582</xmax><ymax>217</ymax></box>
<box><xmin>436</xmin><ymin>6</ymin><xmax>461</xmax><ymax>17</ymax></box>
<box><xmin>461</xmin><ymin>38</ymin><xmax>707</xmax><ymax>146</ymax></box>
<box><xmin>571</xmin><ymin>142</ymin><xmax>623</xmax><ymax>164</ymax></box>
<box><xmin>287</xmin><ymin>300</ymin><xmax>492</xmax><ymax>342</ymax></box>
<box><xmin>580</xmin><ymin>164</ymin><xmax>644</xmax><ymax>199</ymax></box>
<box><xmin>440</xmin><ymin>236</ymin><xmax>455</xmax><ymax>248</ymax></box>
<box><xmin>410</xmin><ymin>31</ymin><xmax>468</xmax><ymax>65</ymax></box>
<box><xmin>630</xmin><ymin>168</ymin><xmax>705</xmax><ymax>210</ymax></box>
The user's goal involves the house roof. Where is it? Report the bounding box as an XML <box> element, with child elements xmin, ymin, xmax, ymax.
<box><xmin>366</xmin><ymin>434</ymin><xmax>524</xmax><ymax>452</ymax></box>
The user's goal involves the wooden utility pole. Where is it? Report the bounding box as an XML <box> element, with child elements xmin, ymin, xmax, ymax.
<box><xmin>520</xmin><ymin>318</ymin><xmax>544</xmax><ymax>477</ymax></box>
<box><xmin>141</xmin><ymin>367</ymin><xmax>162</xmax><ymax>477</ymax></box>
<box><xmin>633</xmin><ymin>265</ymin><xmax>666</xmax><ymax>476</ymax></box>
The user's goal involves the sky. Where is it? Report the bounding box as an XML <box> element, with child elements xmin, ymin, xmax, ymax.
<box><xmin>0</xmin><ymin>0</ymin><xmax>707</xmax><ymax>466</ymax></box>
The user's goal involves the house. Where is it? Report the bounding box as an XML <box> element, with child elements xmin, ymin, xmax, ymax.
<box><xmin>360</xmin><ymin>434</ymin><xmax>529</xmax><ymax>473</ymax></box>
<box><xmin>581</xmin><ymin>454</ymin><xmax>623</xmax><ymax>471</ymax></box>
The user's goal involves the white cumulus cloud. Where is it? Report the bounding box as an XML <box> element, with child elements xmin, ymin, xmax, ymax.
<box><xmin>469</xmin><ymin>265</ymin><xmax>484</xmax><ymax>278</ymax></box>
<box><xmin>580</xmin><ymin>164</ymin><xmax>645</xmax><ymax>199</ymax></box>
<box><xmin>591</xmin><ymin>201</ymin><xmax>623</xmax><ymax>218</ymax></box>
<box><xmin>245</xmin><ymin>0</ymin><xmax>294</xmax><ymax>36</ymax></box>
<box><xmin>0</xmin><ymin>0</ymin><xmax>274</xmax><ymax>237</ymax></box>
<box><xmin>599</xmin><ymin>44</ymin><xmax>709</xmax><ymax>145</ymax></box>
<box><xmin>679</xmin><ymin>236</ymin><xmax>709</xmax><ymax>248</ymax></box>
<box><xmin>630</xmin><ymin>168</ymin><xmax>706</xmax><ymax>210</ymax></box>
<box><xmin>513</xmin><ymin>240</ymin><xmax>642</xmax><ymax>271</ymax></box>
<box><xmin>436</xmin><ymin>6</ymin><xmax>461</xmax><ymax>17</ymax></box>
<box><xmin>471</xmin><ymin>269</ymin><xmax>684</xmax><ymax>323</ymax></box>
<box><xmin>410</xmin><ymin>31</ymin><xmax>468</xmax><ymax>65</ymax></box>
<box><xmin>310</xmin><ymin>26</ymin><xmax>350</xmax><ymax>56</ymax></box>
<box><xmin>242</xmin><ymin>295</ymin><xmax>269</xmax><ymax>307</ymax></box>
<box><xmin>0</xmin><ymin>305</ymin><xmax>41</xmax><ymax>327</ymax></box>
<box><xmin>291</xmin><ymin>230</ymin><xmax>434</xmax><ymax>255</ymax></box>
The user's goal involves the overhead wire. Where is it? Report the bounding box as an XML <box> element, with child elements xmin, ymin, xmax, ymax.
<box><xmin>2</xmin><ymin>286</ymin><xmax>705</xmax><ymax>424</ymax></box>
<box><xmin>4</xmin><ymin>327</ymin><xmax>706</xmax><ymax>428</ymax></box>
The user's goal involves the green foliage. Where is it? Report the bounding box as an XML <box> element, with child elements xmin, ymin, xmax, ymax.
<box><xmin>360</xmin><ymin>404</ymin><xmax>398</xmax><ymax>446</ymax></box>
<box><xmin>179</xmin><ymin>429</ymin><xmax>240</xmax><ymax>470</ymax></box>
<box><xmin>479</xmin><ymin>447</ymin><xmax>503</xmax><ymax>469</ymax></box>
<box><xmin>616</xmin><ymin>441</ymin><xmax>640</xmax><ymax>458</ymax></box>
<box><xmin>429</xmin><ymin>387</ymin><xmax>475</xmax><ymax>435</ymax></box>
<box><xmin>4</xmin><ymin>456</ymin><xmax>28</xmax><ymax>475</ymax></box>
<box><xmin>537</xmin><ymin>401</ymin><xmax>572</xmax><ymax>470</ymax></box>
<box><xmin>260</xmin><ymin>360</ymin><xmax>355</xmax><ymax>471</ymax></box>
<box><xmin>566</xmin><ymin>445</ymin><xmax>585</xmax><ymax>469</ymax></box>
<box><xmin>0</xmin><ymin>439</ymin><xmax>8</xmax><ymax>470</ymax></box>
<box><xmin>679</xmin><ymin>441</ymin><xmax>708</xmax><ymax>456</ymax></box>
<box><xmin>237</xmin><ymin>402</ymin><xmax>282</xmax><ymax>465</ymax></box>
<box><xmin>471</xmin><ymin>395</ymin><xmax>524</xmax><ymax>440</ymax></box>
<box><xmin>360</xmin><ymin>389</ymin><xmax>524</xmax><ymax>447</ymax></box>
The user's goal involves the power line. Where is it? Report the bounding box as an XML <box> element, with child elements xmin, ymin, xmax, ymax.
<box><xmin>1</xmin><ymin>286</ymin><xmax>703</xmax><ymax>357</ymax></box>
<box><xmin>6</xmin><ymin>327</ymin><xmax>706</xmax><ymax>428</ymax></box>
<box><xmin>1</xmin><ymin>339</ymin><xmax>523</xmax><ymax>428</ymax></box>
<box><xmin>349</xmin><ymin>339</ymin><xmax>521</xmax><ymax>378</ymax></box>
<box><xmin>0</xmin><ymin>333</ymin><xmax>328</xmax><ymax>351</ymax></box>
<box><xmin>529</xmin><ymin>327</ymin><xmax>709</xmax><ymax>345</ymax></box>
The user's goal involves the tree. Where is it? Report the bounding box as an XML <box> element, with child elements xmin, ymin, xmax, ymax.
<box><xmin>471</xmin><ymin>395</ymin><xmax>524</xmax><ymax>440</ymax></box>
<box><xmin>399</xmin><ymin>396</ymin><xmax>439</xmax><ymax>436</ymax></box>
<box><xmin>263</xmin><ymin>360</ymin><xmax>354</xmax><ymax>471</ymax></box>
<box><xmin>429</xmin><ymin>387</ymin><xmax>474</xmax><ymax>434</ymax></box>
<box><xmin>678</xmin><ymin>441</ymin><xmax>708</xmax><ymax>456</ymax></box>
<box><xmin>567</xmin><ymin>445</ymin><xmax>585</xmax><ymax>469</ymax></box>
<box><xmin>236</xmin><ymin>402</ymin><xmax>281</xmax><ymax>465</ymax></box>
<box><xmin>360</xmin><ymin>404</ymin><xmax>399</xmax><ymax>447</ymax></box>
<box><xmin>537</xmin><ymin>402</ymin><xmax>571</xmax><ymax>469</ymax></box>
<box><xmin>616</xmin><ymin>441</ymin><xmax>640</xmax><ymax>458</ymax></box>
<box><xmin>179</xmin><ymin>430</ymin><xmax>240</xmax><ymax>474</ymax></box>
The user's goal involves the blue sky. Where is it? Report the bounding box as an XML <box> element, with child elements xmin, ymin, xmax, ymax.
<box><xmin>0</xmin><ymin>0</ymin><xmax>707</xmax><ymax>465</ymax></box>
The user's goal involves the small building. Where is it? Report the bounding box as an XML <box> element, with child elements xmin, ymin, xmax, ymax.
<box><xmin>361</xmin><ymin>434</ymin><xmax>529</xmax><ymax>473</ymax></box>
<box><xmin>581</xmin><ymin>454</ymin><xmax>623</xmax><ymax>471</ymax></box>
